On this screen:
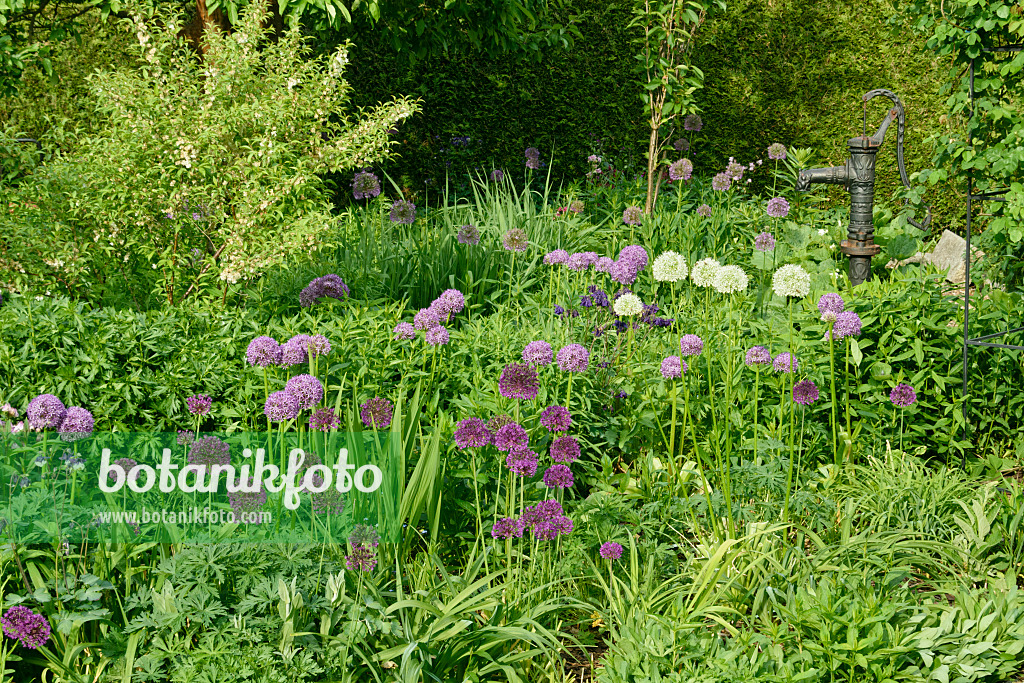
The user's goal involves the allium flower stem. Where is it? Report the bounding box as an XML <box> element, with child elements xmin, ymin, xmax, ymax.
<box><xmin>783</xmin><ymin>371</ymin><xmax>797</xmax><ymax>524</ymax></box>
<box><xmin>829</xmin><ymin>324</ymin><xmax>839</xmax><ymax>467</ymax></box>
<box><xmin>684</xmin><ymin>375</ymin><xmax>720</xmax><ymax>543</ymax></box>
<box><xmin>668</xmin><ymin>380</ymin><xmax>678</xmax><ymax>480</ymax></box>
<box><xmin>753</xmin><ymin>366</ymin><xmax>761</xmax><ymax>462</ymax></box>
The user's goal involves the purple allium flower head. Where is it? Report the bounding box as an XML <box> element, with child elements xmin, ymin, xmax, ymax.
<box><xmin>818</xmin><ymin>293</ymin><xmax>845</xmax><ymax>322</ymax></box>
<box><xmin>543</xmin><ymin>464</ymin><xmax>574</xmax><ymax>489</ymax></box>
<box><xmin>725</xmin><ymin>158</ymin><xmax>745</xmax><ymax>181</ymax></box>
<box><xmin>494</xmin><ymin>422</ymin><xmax>529</xmax><ymax>452</ymax></box>
<box><xmin>768</xmin><ymin>143</ymin><xmax>787</xmax><ymax>161</ymax></box>
<box><xmin>309</xmin><ymin>407</ymin><xmax>340</xmax><ymax>432</ymax></box>
<box><xmin>766</xmin><ymin>197</ymin><xmax>790</xmax><ymax>218</ymax></box>
<box><xmin>684</xmin><ymin>114</ymin><xmax>703</xmax><ymax>132</ymax></box>
<box><xmin>595</xmin><ymin>257</ymin><xmax>615</xmax><ymax>274</ymax></box>
<box><xmin>352</xmin><ymin>171</ymin><xmax>381</xmax><ymax>199</ymax></box>
<box><xmin>265</xmin><ymin>390</ymin><xmax>300</xmax><ymax>421</ymax></box>
<box><xmin>228</xmin><ymin>481</ymin><xmax>268</xmax><ymax>523</ymax></box>
<box><xmin>523</xmin><ymin>340</ymin><xmax>554</xmax><ymax>366</ymax></box>
<box><xmin>679</xmin><ymin>334</ymin><xmax>704</xmax><ymax>357</ymax></box>
<box><xmin>281</xmin><ymin>334</ymin><xmax>312</xmax><ymax>366</ymax></box>
<box><xmin>540</xmin><ymin>405</ymin><xmax>572</xmax><ymax>432</ymax></box>
<box><xmin>26</xmin><ymin>394</ymin><xmax>66</xmax><ymax>430</ymax></box>
<box><xmin>673</xmin><ymin>138</ymin><xmax>690</xmax><ymax>152</ymax></box>
<box><xmin>711</xmin><ymin>172</ymin><xmax>732</xmax><ymax>192</ymax></box>
<box><xmin>556</xmin><ymin>344</ymin><xmax>590</xmax><ymax>372</ymax></box>
<box><xmin>285</xmin><ymin>374</ymin><xmax>323</xmax><ymax>410</ymax></box>
<box><xmin>792</xmin><ymin>380</ymin><xmax>820</xmax><ymax>405</ymax></box>
<box><xmin>660</xmin><ymin>356</ymin><xmax>686</xmax><ymax>379</ymax></box>
<box><xmin>414</xmin><ymin>307</ymin><xmax>441</xmax><ymax>331</ymax></box>
<box><xmin>569</xmin><ymin>200</ymin><xmax>584</xmax><ymax>213</ymax></box>
<box><xmin>506</xmin><ymin>447</ymin><xmax>539</xmax><ymax>477</ymax></box>
<box><xmin>360</xmin><ymin>397</ymin><xmax>393</xmax><ymax>429</ymax></box>
<box><xmin>499</xmin><ymin>363</ymin><xmax>540</xmax><ymax>401</ymax></box>
<box><xmin>457</xmin><ymin>224</ymin><xmax>480</xmax><ymax>245</ymax></box>
<box><xmin>487</xmin><ymin>414</ymin><xmax>514</xmax><ymax>433</ymax></box>
<box><xmin>434</xmin><ymin>289</ymin><xmax>466</xmax><ymax>316</ymax></box>
<box><xmin>832</xmin><ymin>311</ymin><xmax>863</xmax><ymax>340</ymax></box>
<box><xmin>107</xmin><ymin>458</ymin><xmax>139</xmax><ymax>484</ymax></box>
<box><xmin>610</xmin><ymin>259</ymin><xmax>639</xmax><ymax>285</ymax></box>
<box><xmin>773</xmin><ymin>352</ymin><xmax>799</xmax><ymax>374</ymax></box>
<box><xmin>668</xmin><ymin>158</ymin><xmax>694</xmax><ymax>182</ymax></box>
<box><xmin>697</xmin><ymin>203</ymin><xmax>712</xmax><ymax>217</ymax></box>
<box><xmin>246</xmin><ymin>336</ymin><xmax>282</xmax><ymax>366</ymax></box>
<box><xmin>599</xmin><ymin>541</ymin><xmax>623</xmax><ymax>560</ymax></box>
<box><xmin>622</xmin><ymin>206</ymin><xmax>642</xmax><ymax>226</ymax></box>
<box><xmin>58</xmin><ymin>407</ymin><xmax>94</xmax><ymax>442</ymax></box>
<box><xmin>177</xmin><ymin>430</ymin><xmax>195</xmax><ymax>446</ymax></box>
<box><xmin>890</xmin><ymin>384</ymin><xmax>917</xmax><ymax>407</ymax></box>
<box><xmin>389</xmin><ymin>199</ymin><xmax>416</xmax><ymax>224</ymax></box>
<box><xmin>1</xmin><ymin>605</ymin><xmax>51</xmax><ymax>649</ymax></box>
<box><xmin>502</xmin><ymin>228</ymin><xmax>529</xmax><ymax>252</ymax></box>
<box><xmin>311</xmin><ymin>334</ymin><xmax>332</xmax><ymax>358</ymax></box>
<box><xmin>345</xmin><ymin>545</ymin><xmax>377</xmax><ymax>572</ymax></box>
<box><xmin>393</xmin><ymin>322</ymin><xmax>416</xmax><ymax>340</ymax></box>
<box><xmin>525</xmin><ymin>147</ymin><xmax>541</xmax><ymax>170</ymax></box>
<box><xmin>744</xmin><ymin>346</ymin><xmax>772</xmax><ymax>367</ymax></box>
<box><xmin>425</xmin><ymin>325</ymin><xmax>449</xmax><ymax>346</ymax></box>
<box><xmin>544</xmin><ymin>249</ymin><xmax>570</xmax><ymax>265</ymax></box>
<box><xmin>533</xmin><ymin>514</ymin><xmax>574</xmax><ymax>540</ymax></box>
<box><xmin>349</xmin><ymin>523</ymin><xmax>380</xmax><ymax>548</ymax></box>
<box><xmin>300</xmin><ymin>274</ymin><xmax>350</xmax><ymax>307</ymax></box>
<box><xmin>490</xmin><ymin>168</ymin><xmax>504</xmax><ymax>183</ymax></box>
<box><xmin>754</xmin><ymin>232</ymin><xmax>776</xmax><ymax>252</ymax></box>
<box><xmin>188</xmin><ymin>435</ymin><xmax>231</xmax><ymax>468</ymax></box>
<box><xmin>566</xmin><ymin>252</ymin><xmax>591</xmax><ymax>271</ymax></box>
<box><xmin>454</xmin><ymin>417</ymin><xmax>492</xmax><ymax>448</ymax></box>
<box><xmin>550</xmin><ymin>435</ymin><xmax>580</xmax><ymax>464</ymax></box>
<box><xmin>491</xmin><ymin>517</ymin><xmax>521</xmax><ymax>539</ymax></box>
<box><xmin>186</xmin><ymin>394</ymin><xmax>212</xmax><ymax>416</ymax></box>
<box><xmin>619</xmin><ymin>245</ymin><xmax>649</xmax><ymax>271</ymax></box>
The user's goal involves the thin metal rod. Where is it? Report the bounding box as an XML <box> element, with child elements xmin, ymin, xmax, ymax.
<box><xmin>961</xmin><ymin>57</ymin><xmax>974</xmax><ymax>468</ymax></box>
<box><xmin>968</xmin><ymin>326</ymin><xmax>1024</xmax><ymax>342</ymax></box>
<box><xmin>983</xmin><ymin>43</ymin><xmax>1024</xmax><ymax>53</ymax></box>
<box><xmin>966</xmin><ymin>341</ymin><xmax>1024</xmax><ymax>350</ymax></box>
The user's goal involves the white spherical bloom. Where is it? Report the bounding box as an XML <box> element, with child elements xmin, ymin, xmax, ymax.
<box><xmin>772</xmin><ymin>264</ymin><xmax>811</xmax><ymax>298</ymax></box>
<box><xmin>613</xmin><ymin>293</ymin><xmax>644</xmax><ymax>316</ymax></box>
<box><xmin>691</xmin><ymin>258</ymin><xmax>721</xmax><ymax>288</ymax></box>
<box><xmin>712</xmin><ymin>265</ymin><xmax>749</xmax><ymax>294</ymax></box>
<box><xmin>652</xmin><ymin>251</ymin><xmax>688</xmax><ymax>282</ymax></box>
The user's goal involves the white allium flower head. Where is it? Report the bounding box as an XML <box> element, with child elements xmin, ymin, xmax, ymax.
<box><xmin>691</xmin><ymin>258</ymin><xmax>721</xmax><ymax>288</ymax></box>
<box><xmin>652</xmin><ymin>251</ymin><xmax>688</xmax><ymax>283</ymax></box>
<box><xmin>613</xmin><ymin>293</ymin><xmax>644</xmax><ymax>316</ymax></box>
<box><xmin>772</xmin><ymin>264</ymin><xmax>811</xmax><ymax>298</ymax></box>
<box><xmin>713</xmin><ymin>264</ymin><xmax>749</xmax><ymax>294</ymax></box>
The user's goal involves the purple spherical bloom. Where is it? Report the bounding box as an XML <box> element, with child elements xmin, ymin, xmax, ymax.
<box><xmin>890</xmin><ymin>384</ymin><xmax>917</xmax><ymax>408</ymax></box>
<box><xmin>454</xmin><ymin>417</ymin><xmax>492</xmax><ymax>448</ymax></box>
<box><xmin>1</xmin><ymin>605</ymin><xmax>51</xmax><ymax>649</ymax></box>
<box><xmin>345</xmin><ymin>546</ymin><xmax>377</xmax><ymax>572</ymax></box>
<box><xmin>360</xmin><ymin>397</ymin><xmax>393</xmax><ymax>429</ymax></box>
<box><xmin>281</xmin><ymin>334</ymin><xmax>312</xmax><ymax>366</ymax></box>
<box><xmin>389</xmin><ymin>199</ymin><xmax>416</xmax><ymax>224</ymax></box>
<box><xmin>773</xmin><ymin>352</ymin><xmax>799</xmax><ymax>374</ymax></box>
<box><xmin>186</xmin><ymin>394</ymin><xmax>212</xmax><ymax>417</ymax></box>
<box><xmin>523</xmin><ymin>340</ymin><xmax>554</xmax><ymax>366</ymax></box>
<box><xmin>490</xmin><ymin>168</ymin><xmax>504</xmax><ymax>183</ymax></box>
<box><xmin>595</xmin><ymin>257</ymin><xmax>615</xmax><ymax>274</ymax></box>
<box><xmin>744</xmin><ymin>346</ymin><xmax>772</xmax><ymax>367</ymax></box>
<box><xmin>300</xmin><ymin>274</ymin><xmax>350</xmax><ymax>307</ymax></box>
<box><xmin>414</xmin><ymin>307</ymin><xmax>441</xmax><ymax>331</ymax></box>
<box><xmin>229</xmin><ymin>482</ymin><xmax>269</xmax><ymax>523</ymax></box>
<box><xmin>792</xmin><ymin>380</ymin><xmax>820</xmax><ymax>405</ymax></box>
<box><xmin>818</xmin><ymin>293</ymin><xmax>845</xmax><ymax>322</ymax></box>
<box><xmin>106</xmin><ymin>458</ymin><xmax>139</xmax><ymax>485</ymax></box>
<box><xmin>506</xmin><ymin>448</ymin><xmax>539</xmax><ymax>477</ymax></box>
<box><xmin>502</xmin><ymin>228</ymin><xmax>529</xmax><ymax>252</ymax></box>
<box><xmin>550</xmin><ymin>435</ymin><xmax>580</xmax><ymax>464</ymax></box>
<box><xmin>534</xmin><ymin>514</ymin><xmax>574</xmax><ymax>541</ymax></box>
<box><xmin>754</xmin><ymin>232</ymin><xmax>776</xmax><ymax>252</ymax></box>
<box><xmin>308</xmin><ymin>334</ymin><xmax>331</xmax><ymax>358</ymax></box>
<box><xmin>26</xmin><ymin>394</ymin><xmax>66</xmax><ymax>430</ymax></box>
<box><xmin>492</xmin><ymin>517</ymin><xmax>521</xmax><ymax>539</ymax></box>
<box><xmin>660</xmin><ymin>356</ymin><xmax>684</xmax><ymax>379</ymax></box>
<box><xmin>610</xmin><ymin>259</ymin><xmax>638</xmax><ymax>285</ymax></box>
<box><xmin>58</xmin><ymin>407</ymin><xmax>94</xmax><ymax>442</ymax></box>
<box><xmin>768</xmin><ymin>143</ymin><xmax>787</xmax><ymax>161</ymax></box>
<box><xmin>684</xmin><ymin>114</ymin><xmax>703</xmax><ymax>132</ymax></box>
<box><xmin>540</xmin><ymin>405</ymin><xmax>572</xmax><ymax>432</ymax></box>
<box><xmin>556</xmin><ymin>344</ymin><xmax>590</xmax><ymax>372</ymax></box>
<box><xmin>246</xmin><ymin>336</ymin><xmax>282</xmax><ymax>367</ymax></box>
<box><xmin>679</xmin><ymin>334</ymin><xmax>704</xmax><ymax>357</ymax></box>
<box><xmin>352</xmin><ymin>171</ymin><xmax>382</xmax><ymax>199</ymax></box>
<box><xmin>285</xmin><ymin>374</ymin><xmax>323</xmax><ymax>410</ymax></box>
<box><xmin>766</xmin><ymin>197</ymin><xmax>790</xmax><ymax>218</ymax></box>
<box><xmin>177</xmin><ymin>430</ymin><xmax>195</xmax><ymax>446</ymax></box>
<box><xmin>425</xmin><ymin>325</ymin><xmax>449</xmax><ymax>346</ymax></box>
<box><xmin>525</xmin><ymin>147</ymin><xmax>541</xmax><ymax>170</ymax></box>
<box><xmin>669</xmin><ymin>158</ymin><xmax>693</xmax><ymax>181</ymax></box>
<box><xmin>619</xmin><ymin>245</ymin><xmax>649</xmax><ymax>271</ymax></box>
<box><xmin>543</xmin><ymin>464</ymin><xmax>574</xmax><ymax>489</ymax></box>
<box><xmin>394</xmin><ymin>322</ymin><xmax>416</xmax><ymax>340</ymax></box>
<box><xmin>697</xmin><ymin>204</ymin><xmax>712</xmax><ymax>217</ymax></box>
<box><xmin>545</xmin><ymin>249</ymin><xmax>570</xmax><ymax>265</ymax></box>
<box><xmin>494</xmin><ymin>422</ymin><xmax>529</xmax><ymax>452</ymax></box>
<box><xmin>622</xmin><ymin>206</ymin><xmax>642</xmax><ymax>226</ymax></box>
<box><xmin>265</xmin><ymin>390</ymin><xmax>300</xmax><ymax>421</ymax></box>
<box><xmin>832</xmin><ymin>311</ymin><xmax>863</xmax><ymax>340</ymax></box>
<box><xmin>309</xmin><ymin>407</ymin><xmax>340</xmax><ymax>432</ymax></box>
<box><xmin>499</xmin><ymin>363</ymin><xmax>540</xmax><ymax>401</ymax></box>
<box><xmin>566</xmin><ymin>252</ymin><xmax>591</xmax><ymax>271</ymax></box>
<box><xmin>434</xmin><ymin>289</ymin><xmax>466</xmax><ymax>316</ymax></box>
<box><xmin>711</xmin><ymin>173</ymin><xmax>732</xmax><ymax>192</ymax></box>
<box><xmin>457</xmin><ymin>224</ymin><xmax>480</xmax><ymax>245</ymax></box>
<box><xmin>188</xmin><ymin>435</ymin><xmax>230</xmax><ymax>468</ymax></box>
<box><xmin>673</xmin><ymin>138</ymin><xmax>690</xmax><ymax>152</ymax></box>
<box><xmin>599</xmin><ymin>541</ymin><xmax>623</xmax><ymax>560</ymax></box>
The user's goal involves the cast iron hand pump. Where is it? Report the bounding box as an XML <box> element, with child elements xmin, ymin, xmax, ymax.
<box><xmin>796</xmin><ymin>89</ymin><xmax>931</xmax><ymax>285</ymax></box>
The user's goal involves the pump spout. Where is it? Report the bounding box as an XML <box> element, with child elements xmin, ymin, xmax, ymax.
<box><xmin>796</xmin><ymin>164</ymin><xmax>850</xmax><ymax>192</ymax></box>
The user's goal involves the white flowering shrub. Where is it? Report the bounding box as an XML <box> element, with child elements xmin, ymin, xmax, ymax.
<box><xmin>0</xmin><ymin>0</ymin><xmax>417</xmax><ymax>304</ymax></box>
